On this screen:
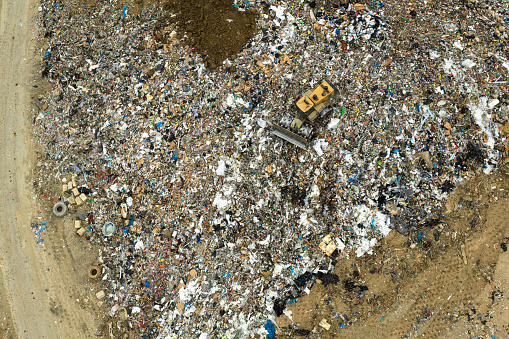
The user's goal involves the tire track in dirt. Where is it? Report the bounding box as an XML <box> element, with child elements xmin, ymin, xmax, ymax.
<box><xmin>0</xmin><ymin>1</ymin><xmax>101</xmax><ymax>338</ymax></box>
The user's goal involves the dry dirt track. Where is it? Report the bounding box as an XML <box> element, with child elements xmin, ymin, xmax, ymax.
<box><xmin>0</xmin><ymin>1</ymin><xmax>100</xmax><ymax>338</ymax></box>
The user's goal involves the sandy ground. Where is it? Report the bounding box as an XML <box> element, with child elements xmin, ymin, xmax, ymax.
<box><xmin>0</xmin><ymin>1</ymin><xmax>102</xmax><ymax>338</ymax></box>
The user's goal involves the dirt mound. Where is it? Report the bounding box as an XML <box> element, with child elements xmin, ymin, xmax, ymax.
<box><xmin>90</xmin><ymin>0</ymin><xmax>258</xmax><ymax>68</ymax></box>
<box><xmin>162</xmin><ymin>0</ymin><xmax>257</xmax><ymax>68</ymax></box>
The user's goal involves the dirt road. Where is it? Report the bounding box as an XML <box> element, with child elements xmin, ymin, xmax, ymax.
<box><xmin>0</xmin><ymin>1</ymin><xmax>101</xmax><ymax>338</ymax></box>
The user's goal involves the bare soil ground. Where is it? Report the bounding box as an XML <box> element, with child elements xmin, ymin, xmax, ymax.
<box><xmin>0</xmin><ymin>1</ymin><xmax>104</xmax><ymax>338</ymax></box>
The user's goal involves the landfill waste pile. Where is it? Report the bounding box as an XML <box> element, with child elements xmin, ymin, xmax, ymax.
<box><xmin>32</xmin><ymin>0</ymin><xmax>509</xmax><ymax>337</ymax></box>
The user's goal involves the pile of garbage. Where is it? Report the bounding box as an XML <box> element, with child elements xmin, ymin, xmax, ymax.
<box><xmin>33</xmin><ymin>0</ymin><xmax>509</xmax><ymax>337</ymax></box>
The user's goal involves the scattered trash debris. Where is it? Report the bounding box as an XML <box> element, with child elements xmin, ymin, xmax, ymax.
<box><xmin>32</xmin><ymin>0</ymin><xmax>509</xmax><ymax>337</ymax></box>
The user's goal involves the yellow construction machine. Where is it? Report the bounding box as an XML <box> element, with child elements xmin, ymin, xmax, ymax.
<box><xmin>267</xmin><ymin>79</ymin><xmax>339</xmax><ymax>149</ymax></box>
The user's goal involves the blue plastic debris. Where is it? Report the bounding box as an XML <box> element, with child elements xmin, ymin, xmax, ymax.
<box><xmin>122</xmin><ymin>6</ymin><xmax>128</xmax><ymax>18</ymax></box>
<box><xmin>264</xmin><ymin>320</ymin><xmax>275</xmax><ymax>339</ymax></box>
<box><xmin>348</xmin><ymin>173</ymin><xmax>360</xmax><ymax>184</ymax></box>
<box><xmin>35</xmin><ymin>227</ymin><xmax>46</xmax><ymax>244</ymax></box>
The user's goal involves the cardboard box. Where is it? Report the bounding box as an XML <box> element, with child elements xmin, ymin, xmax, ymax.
<box><xmin>319</xmin><ymin>234</ymin><xmax>337</xmax><ymax>256</ymax></box>
<box><xmin>319</xmin><ymin>318</ymin><xmax>331</xmax><ymax>330</ymax></box>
